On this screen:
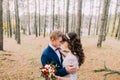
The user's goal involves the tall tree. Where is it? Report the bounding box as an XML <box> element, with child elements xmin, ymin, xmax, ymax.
<box><xmin>0</xmin><ymin>0</ymin><xmax>3</xmax><ymax>50</ymax></box>
<box><xmin>102</xmin><ymin>0</ymin><xmax>110</xmax><ymax>41</ymax></box>
<box><xmin>61</xmin><ymin>0</ymin><xmax>66</xmax><ymax>33</ymax></box>
<box><xmin>96</xmin><ymin>0</ymin><xmax>102</xmax><ymax>35</ymax></box>
<box><xmin>44</xmin><ymin>0</ymin><xmax>48</xmax><ymax>37</ymax></box>
<box><xmin>65</xmin><ymin>0</ymin><xmax>70</xmax><ymax>33</ymax></box>
<box><xmin>71</xmin><ymin>0</ymin><xmax>76</xmax><ymax>32</ymax></box>
<box><xmin>27</xmin><ymin>0</ymin><xmax>31</xmax><ymax>35</ymax></box>
<box><xmin>34</xmin><ymin>0</ymin><xmax>38</xmax><ymax>37</ymax></box>
<box><xmin>76</xmin><ymin>0</ymin><xmax>82</xmax><ymax>37</ymax></box>
<box><xmin>116</xmin><ymin>13</ymin><xmax>120</xmax><ymax>39</ymax></box>
<box><xmin>38</xmin><ymin>0</ymin><xmax>41</xmax><ymax>36</ymax></box>
<box><xmin>7</xmin><ymin>0</ymin><xmax>12</xmax><ymax>38</ymax></box>
<box><xmin>117</xmin><ymin>0</ymin><xmax>120</xmax><ymax>39</ymax></box>
<box><xmin>118</xmin><ymin>21</ymin><xmax>120</xmax><ymax>40</ymax></box>
<box><xmin>111</xmin><ymin>0</ymin><xmax>119</xmax><ymax>36</ymax></box>
<box><xmin>57</xmin><ymin>0</ymin><xmax>60</xmax><ymax>28</ymax></box>
<box><xmin>97</xmin><ymin>0</ymin><xmax>111</xmax><ymax>47</ymax></box>
<box><xmin>88</xmin><ymin>0</ymin><xmax>93</xmax><ymax>35</ymax></box>
<box><xmin>14</xmin><ymin>0</ymin><xmax>21</xmax><ymax>44</ymax></box>
<box><xmin>52</xmin><ymin>0</ymin><xmax>55</xmax><ymax>31</ymax></box>
<box><xmin>106</xmin><ymin>10</ymin><xmax>112</xmax><ymax>34</ymax></box>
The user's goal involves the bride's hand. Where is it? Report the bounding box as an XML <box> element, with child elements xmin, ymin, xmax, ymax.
<box><xmin>55</xmin><ymin>75</ymin><xmax>70</xmax><ymax>80</ymax></box>
<box><xmin>66</xmin><ymin>64</ymin><xmax>77</xmax><ymax>74</ymax></box>
<box><xmin>54</xmin><ymin>75</ymin><xmax>60</xmax><ymax>80</ymax></box>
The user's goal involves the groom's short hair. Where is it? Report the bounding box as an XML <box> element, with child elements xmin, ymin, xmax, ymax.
<box><xmin>50</xmin><ymin>30</ymin><xmax>63</xmax><ymax>40</ymax></box>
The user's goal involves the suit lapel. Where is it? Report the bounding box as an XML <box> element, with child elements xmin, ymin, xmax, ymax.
<box><xmin>47</xmin><ymin>45</ymin><xmax>61</xmax><ymax>64</ymax></box>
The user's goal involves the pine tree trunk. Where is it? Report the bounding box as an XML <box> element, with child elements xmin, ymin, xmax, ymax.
<box><xmin>96</xmin><ymin>0</ymin><xmax>102</xmax><ymax>35</ymax></box>
<box><xmin>88</xmin><ymin>0</ymin><xmax>93</xmax><ymax>36</ymax></box>
<box><xmin>52</xmin><ymin>0</ymin><xmax>55</xmax><ymax>31</ymax></box>
<box><xmin>0</xmin><ymin>0</ymin><xmax>3</xmax><ymax>50</ymax></box>
<box><xmin>117</xmin><ymin>13</ymin><xmax>120</xmax><ymax>40</ymax></box>
<box><xmin>102</xmin><ymin>0</ymin><xmax>110</xmax><ymax>41</ymax></box>
<box><xmin>14</xmin><ymin>0</ymin><xmax>21</xmax><ymax>44</ymax></box>
<box><xmin>34</xmin><ymin>0</ymin><xmax>38</xmax><ymax>37</ymax></box>
<box><xmin>7</xmin><ymin>0</ymin><xmax>12</xmax><ymax>38</ymax></box>
<box><xmin>57</xmin><ymin>0</ymin><xmax>60</xmax><ymax>29</ymax></box>
<box><xmin>38</xmin><ymin>0</ymin><xmax>41</xmax><ymax>36</ymax></box>
<box><xmin>44</xmin><ymin>0</ymin><xmax>48</xmax><ymax>37</ymax></box>
<box><xmin>97</xmin><ymin>0</ymin><xmax>110</xmax><ymax>47</ymax></box>
<box><xmin>66</xmin><ymin>0</ymin><xmax>70</xmax><ymax>33</ymax></box>
<box><xmin>7</xmin><ymin>21</ymin><xmax>10</xmax><ymax>37</ymax></box>
<box><xmin>88</xmin><ymin>16</ymin><xmax>92</xmax><ymax>35</ymax></box>
<box><xmin>76</xmin><ymin>0</ymin><xmax>82</xmax><ymax>37</ymax></box>
<box><xmin>71</xmin><ymin>0</ymin><xmax>76</xmax><ymax>32</ymax></box>
<box><xmin>27</xmin><ymin>0</ymin><xmax>31</xmax><ymax>35</ymax></box>
<box><xmin>107</xmin><ymin>10</ymin><xmax>112</xmax><ymax>35</ymax></box>
<box><xmin>62</xmin><ymin>0</ymin><xmax>65</xmax><ymax>33</ymax></box>
<box><xmin>111</xmin><ymin>0</ymin><xmax>118</xmax><ymax>36</ymax></box>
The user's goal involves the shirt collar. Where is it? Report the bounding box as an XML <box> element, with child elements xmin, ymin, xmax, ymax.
<box><xmin>49</xmin><ymin>43</ymin><xmax>56</xmax><ymax>51</ymax></box>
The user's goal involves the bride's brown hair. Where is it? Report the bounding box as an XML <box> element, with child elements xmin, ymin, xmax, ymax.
<box><xmin>62</xmin><ymin>32</ymin><xmax>85</xmax><ymax>67</ymax></box>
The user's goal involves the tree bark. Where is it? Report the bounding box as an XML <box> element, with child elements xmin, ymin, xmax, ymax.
<box><xmin>65</xmin><ymin>0</ymin><xmax>70</xmax><ymax>33</ymax></box>
<box><xmin>14</xmin><ymin>0</ymin><xmax>21</xmax><ymax>44</ymax></box>
<box><xmin>76</xmin><ymin>0</ymin><xmax>82</xmax><ymax>37</ymax></box>
<box><xmin>44</xmin><ymin>0</ymin><xmax>48</xmax><ymax>37</ymax></box>
<box><xmin>111</xmin><ymin>0</ymin><xmax>119</xmax><ymax>36</ymax></box>
<box><xmin>117</xmin><ymin>13</ymin><xmax>120</xmax><ymax>40</ymax></box>
<box><xmin>71</xmin><ymin>0</ymin><xmax>76</xmax><ymax>32</ymax></box>
<box><xmin>38</xmin><ymin>0</ymin><xmax>41</xmax><ymax>36</ymax></box>
<box><xmin>52</xmin><ymin>0</ymin><xmax>55</xmax><ymax>31</ymax></box>
<box><xmin>27</xmin><ymin>0</ymin><xmax>31</xmax><ymax>35</ymax></box>
<box><xmin>0</xmin><ymin>0</ymin><xmax>3</xmax><ymax>50</ymax></box>
<box><xmin>97</xmin><ymin>0</ymin><xmax>110</xmax><ymax>47</ymax></box>
<box><xmin>57</xmin><ymin>0</ymin><xmax>60</xmax><ymax>29</ymax></box>
<box><xmin>102</xmin><ymin>0</ymin><xmax>110</xmax><ymax>41</ymax></box>
<box><xmin>62</xmin><ymin>0</ymin><xmax>66</xmax><ymax>33</ymax></box>
<box><xmin>88</xmin><ymin>0</ymin><xmax>93</xmax><ymax>36</ymax></box>
<box><xmin>96</xmin><ymin>0</ymin><xmax>102</xmax><ymax>35</ymax></box>
<box><xmin>34</xmin><ymin>0</ymin><xmax>38</xmax><ymax>37</ymax></box>
<box><xmin>7</xmin><ymin>0</ymin><xmax>12</xmax><ymax>38</ymax></box>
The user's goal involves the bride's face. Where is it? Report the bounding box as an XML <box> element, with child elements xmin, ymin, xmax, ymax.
<box><xmin>61</xmin><ymin>41</ymin><xmax>68</xmax><ymax>49</ymax></box>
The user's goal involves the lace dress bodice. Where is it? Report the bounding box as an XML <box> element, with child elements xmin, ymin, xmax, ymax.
<box><xmin>62</xmin><ymin>53</ymin><xmax>78</xmax><ymax>80</ymax></box>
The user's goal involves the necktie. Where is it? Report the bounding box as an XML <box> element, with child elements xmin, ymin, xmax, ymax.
<box><xmin>55</xmin><ymin>48</ymin><xmax>61</xmax><ymax>51</ymax></box>
<box><xmin>55</xmin><ymin>48</ymin><xmax>62</xmax><ymax>63</ymax></box>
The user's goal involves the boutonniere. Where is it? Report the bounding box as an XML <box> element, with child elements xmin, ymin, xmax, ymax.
<box><xmin>61</xmin><ymin>49</ymin><xmax>70</xmax><ymax>57</ymax></box>
<box><xmin>62</xmin><ymin>50</ymin><xmax>69</xmax><ymax>53</ymax></box>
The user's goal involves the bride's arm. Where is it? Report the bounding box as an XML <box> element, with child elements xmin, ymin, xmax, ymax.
<box><xmin>56</xmin><ymin>76</ymin><xmax>70</xmax><ymax>80</ymax></box>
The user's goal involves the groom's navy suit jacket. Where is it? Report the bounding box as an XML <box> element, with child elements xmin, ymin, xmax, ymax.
<box><xmin>41</xmin><ymin>45</ymin><xmax>68</xmax><ymax>77</ymax></box>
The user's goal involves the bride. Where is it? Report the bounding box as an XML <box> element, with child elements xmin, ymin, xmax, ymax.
<box><xmin>56</xmin><ymin>32</ymin><xmax>85</xmax><ymax>80</ymax></box>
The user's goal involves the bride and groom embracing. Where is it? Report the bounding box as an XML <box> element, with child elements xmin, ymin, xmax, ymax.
<box><xmin>41</xmin><ymin>30</ymin><xmax>85</xmax><ymax>80</ymax></box>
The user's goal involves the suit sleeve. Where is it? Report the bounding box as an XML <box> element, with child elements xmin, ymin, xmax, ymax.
<box><xmin>41</xmin><ymin>54</ymin><xmax>51</xmax><ymax>66</ymax></box>
<box><xmin>55</xmin><ymin>67</ymin><xmax>69</xmax><ymax>77</ymax></box>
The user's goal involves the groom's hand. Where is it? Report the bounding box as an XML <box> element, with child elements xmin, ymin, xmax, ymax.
<box><xmin>65</xmin><ymin>64</ymin><xmax>77</xmax><ymax>74</ymax></box>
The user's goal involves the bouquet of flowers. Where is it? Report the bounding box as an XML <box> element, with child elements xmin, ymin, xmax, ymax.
<box><xmin>40</xmin><ymin>64</ymin><xmax>56</xmax><ymax>80</ymax></box>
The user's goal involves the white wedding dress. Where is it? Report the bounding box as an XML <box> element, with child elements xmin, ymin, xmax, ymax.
<box><xmin>62</xmin><ymin>53</ymin><xmax>78</xmax><ymax>80</ymax></box>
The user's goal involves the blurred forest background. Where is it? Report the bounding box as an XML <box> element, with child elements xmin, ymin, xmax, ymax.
<box><xmin>0</xmin><ymin>0</ymin><xmax>120</xmax><ymax>80</ymax></box>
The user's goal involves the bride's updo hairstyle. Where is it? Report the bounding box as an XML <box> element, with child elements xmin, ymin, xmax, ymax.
<box><xmin>62</xmin><ymin>32</ymin><xmax>85</xmax><ymax>67</ymax></box>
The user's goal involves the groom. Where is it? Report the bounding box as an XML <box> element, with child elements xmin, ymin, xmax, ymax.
<box><xmin>41</xmin><ymin>30</ymin><xmax>76</xmax><ymax>77</ymax></box>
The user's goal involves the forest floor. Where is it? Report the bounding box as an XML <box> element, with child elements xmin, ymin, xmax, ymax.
<box><xmin>0</xmin><ymin>35</ymin><xmax>120</xmax><ymax>80</ymax></box>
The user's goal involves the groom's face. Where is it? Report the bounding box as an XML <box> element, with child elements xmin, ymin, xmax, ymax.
<box><xmin>52</xmin><ymin>37</ymin><xmax>62</xmax><ymax>48</ymax></box>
